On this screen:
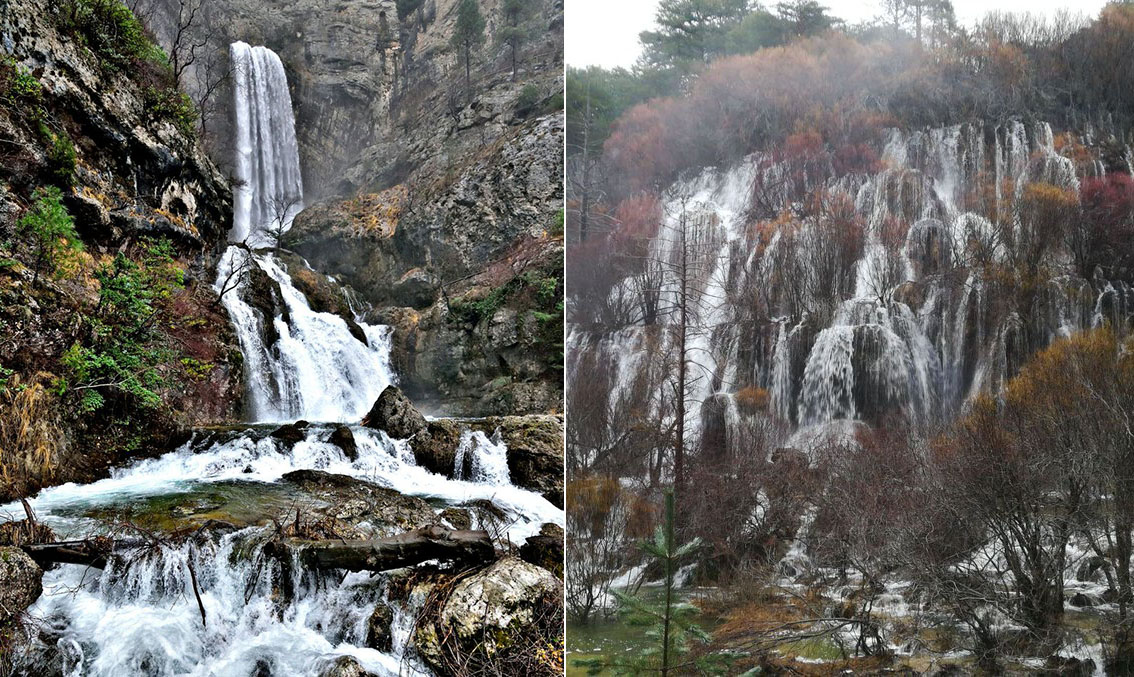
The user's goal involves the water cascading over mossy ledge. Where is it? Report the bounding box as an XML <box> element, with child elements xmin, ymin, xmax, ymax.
<box><xmin>569</xmin><ymin>120</ymin><xmax>1134</xmax><ymax>456</ymax></box>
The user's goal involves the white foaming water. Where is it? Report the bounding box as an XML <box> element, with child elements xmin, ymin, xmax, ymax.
<box><xmin>6</xmin><ymin>427</ymin><xmax>562</xmax><ymax>676</ymax></box>
<box><xmin>216</xmin><ymin>249</ymin><xmax>396</xmax><ymax>423</ymax></box>
<box><xmin>571</xmin><ymin>119</ymin><xmax>1133</xmax><ymax>462</ymax></box>
<box><xmin>6</xmin><ymin>41</ymin><xmax>560</xmax><ymax>676</ymax></box>
<box><xmin>230</xmin><ymin>41</ymin><xmax>303</xmax><ymax>246</ymax></box>
<box><xmin>30</xmin><ymin>534</ymin><xmax>415</xmax><ymax>677</ymax></box>
<box><xmin>453</xmin><ymin>431</ymin><xmax>512</xmax><ymax>486</ymax></box>
<box><xmin>218</xmin><ymin>42</ymin><xmax>395</xmax><ymax>424</ymax></box>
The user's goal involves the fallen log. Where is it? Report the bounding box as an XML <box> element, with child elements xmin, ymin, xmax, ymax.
<box><xmin>294</xmin><ymin>526</ymin><xmax>495</xmax><ymax>572</ymax></box>
<box><xmin>20</xmin><ymin>538</ymin><xmax>146</xmax><ymax>569</ymax></box>
<box><xmin>18</xmin><ymin>526</ymin><xmax>495</xmax><ymax>574</ymax></box>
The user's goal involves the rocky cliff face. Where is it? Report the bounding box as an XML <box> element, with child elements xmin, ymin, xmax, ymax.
<box><xmin>151</xmin><ymin>0</ymin><xmax>564</xmax><ymax>416</ymax></box>
<box><xmin>151</xmin><ymin>0</ymin><xmax>563</xmax><ymax>201</ymax></box>
<box><xmin>0</xmin><ymin>0</ymin><xmax>242</xmax><ymax>499</ymax></box>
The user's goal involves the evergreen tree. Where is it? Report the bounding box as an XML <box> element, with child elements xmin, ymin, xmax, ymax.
<box><xmin>639</xmin><ymin>0</ymin><xmax>751</xmax><ymax>73</ymax></box>
<box><xmin>577</xmin><ymin>490</ymin><xmax>727</xmax><ymax>675</ymax></box>
<box><xmin>17</xmin><ymin>186</ymin><xmax>82</xmax><ymax>284</ymax></box>
<box><xmin>497</xmin><ymin>0</ymin><xmax>529</xmax><ymax>81</ymax></box>
<box><xmin>451</xmin><ymin>0</ymin><xmax>486</xmax><ymax>102</ymax></box>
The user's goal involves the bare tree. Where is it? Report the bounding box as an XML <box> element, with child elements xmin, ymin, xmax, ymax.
<box><xmin>264</xmin><ymin>195</ymin><xmax>302</xmax><ymax>253</ymax></box>
<box><xmin>214</xmin><ymin>243</ymin><xmax>254</xmax><ymax>305</ymax></box>
<box><xmin>192</xmin><ymin>43</ymin><xmax>236</xmax><ymax>140</ymax></box>
<box><xmin>168</xmin><ymin>0</ymin><xmax>208</xmax><ymax>86</ymax></box>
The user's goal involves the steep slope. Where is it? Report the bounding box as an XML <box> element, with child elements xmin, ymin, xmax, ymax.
<box><xmin>0</xmin><ymin>0</ymin><xmax>242</xmax><ymax>499</ymax></box>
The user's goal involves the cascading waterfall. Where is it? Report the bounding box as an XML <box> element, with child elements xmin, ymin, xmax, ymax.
<box><xmin>569</xmin><ymin>119</ymin><xmax>1134</xmax><ymax>460</ymax></box>
<box><xmin>6</xmin><ymin>42</ymin><xmax>563</xmax><ymax>677</ymax></box>
<box><xmin>229</xmin><ymin>41</ymin><xmax>303</xmax><ymax>247</ymax></box>
<box><xmin>218</xmin><ymin>42</ymin><xmax>392</xmax><ymax>423</ymax></box>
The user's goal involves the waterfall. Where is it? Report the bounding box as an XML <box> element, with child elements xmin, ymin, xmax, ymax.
<box><xmin>3</xmin><ymin>40</ymin><xmax>563</xmax><ymax>676</ymax></box>
<box><xmin>218</xmin><ymin>42</ymin><xmax>394</xmax><ymax>423</ymax></box>
<box><xmin>7</xmin><ymin>427</ymin><xmax>559</xmax><ymax>676</ymax></box>
<box><xmin>573</xmin><ymin>119</ymin><xmax>1134</xmax><ymax>459</ymax></box>
<box><xmin>229</xmin><ymin>41</ymin><xmax>304</xmax><ymax>246</ymax></box>
<box><xmin>453</xmin><ymin>431</ymin><xmax>512</xmax><ymax>485</ymax></box>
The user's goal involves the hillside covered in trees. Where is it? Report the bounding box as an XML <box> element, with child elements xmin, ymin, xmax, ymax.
<box><xmin>566</xmin><ymin>0</ymin><xmax>1134</xmax><ymax>673</ymax></box>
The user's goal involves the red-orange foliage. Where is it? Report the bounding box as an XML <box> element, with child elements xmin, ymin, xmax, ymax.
<box><xmin>1081</xmin><ymin>172</ymin><xmax>1134</xmax><ymax>228</ymax></box>
<box><xmin>602</xmin><ymin>36</ymin><xmax>915</xmax><ymax>195</ymax></box>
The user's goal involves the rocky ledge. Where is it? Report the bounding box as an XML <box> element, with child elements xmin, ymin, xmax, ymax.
<box><xmin>363</xmin><ymin>386</ymin><xmax>564</xmax><ymax>507</ymax></box>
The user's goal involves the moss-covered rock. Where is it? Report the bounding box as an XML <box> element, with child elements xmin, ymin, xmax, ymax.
<box><xmin>280</xmin><ymin>470</ymin><xmax>436</xmax><ymax>536</ymax></box>
<box><xmin>0</xmin><ymin>547</ymin><xmax>42</xmax><ymax>623</ymax></box>
<box><xmin>414</xmin><ymin>557</ymin><xmax>562</xmax><ymax>676</ymax></box>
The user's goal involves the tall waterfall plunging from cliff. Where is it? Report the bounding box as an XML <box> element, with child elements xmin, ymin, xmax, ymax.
<box><xmin>218</xmin><ymin>42</ymin><xmax>393</xmax><ymax>423</ymax></box>
<box><xmin>229</xmin><ymin>41</ymin><xmax>304</xmax><ymax>246</ymax></box>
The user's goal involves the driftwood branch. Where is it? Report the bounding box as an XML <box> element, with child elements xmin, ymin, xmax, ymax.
<box><xmin>294</xmin><ymin>526</ymin><xmax>495</xmax><ymax>572</ymax></box>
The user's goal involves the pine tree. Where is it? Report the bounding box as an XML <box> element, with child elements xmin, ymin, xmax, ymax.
<box><xmin>17</xmin><ymin>186</ymin><xmax>83</xmax><ymax>284</ymax></box>
<box><xmin>497</xmin><ymin>0</ymin><xmax>528</xmax><ymax>81</ymax></box>
<box><xmin>577</xmin><ymin>490</ymin><xmax>727</xmax><ymax>675</ymax></box>
<box><xmin>451</xmin><ymin>0</ymin><xmax>486</xmax><ymax>102</ymax></box>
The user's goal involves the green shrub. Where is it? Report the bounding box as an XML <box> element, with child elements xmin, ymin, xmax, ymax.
<box><xmin>0</xmin><ymin>58</ymin><xmax>43</xmax><ymax>103</ymax></box>
<box><xmin>144</xmin><ymin>87</ymin><xmax>198</xmax><ymax>138</ymax></box>
<box><xmin>17</xmin><ymin>186</ymin><xmax>82</xmax><ymax>283</ymax></box>
<box><xmin>57</xmin><ymin>0</ymin><xmax>162</xmax><ymax>72</ymax></box>
<box><xmin>60</xmin><ymin>239</ymin><xmax>182</xmax><ymax>412</ymax></box>
<box><xmin>395</xmin><ymin>0</ymin><xmax>425</xmax><ymax>21</ymax></box>
<box><xmin>516</xmin><ymin>84</ymin><xmax>541</xmax><ymax>112</ymax></box>
<box><xmin>46</xmin><ymin>129</ymin><xmax>77</xmax><ymax>187</ymax></box>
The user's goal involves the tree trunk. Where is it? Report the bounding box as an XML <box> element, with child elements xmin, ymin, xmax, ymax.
<box><xmin>464</xmin><ymin>44</ymin><xmax>472</xmax><ymax>104</ymax></box>
<box><xmin>21</xmin><ymin>538</ymin><xmax>144</xmax><ymax>569</ymax></box>
<box><xmin>296</xmin><ymin>526</ymin><xmax>495</xmax><ymax>572</ymax></box>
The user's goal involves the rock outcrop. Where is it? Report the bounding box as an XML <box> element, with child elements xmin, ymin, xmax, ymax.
<box><xmin>361</xmin><ymin>386</ymin><xmax>427</xmax><ymax>438</ymax></box>
<box><xmin>414</xmin><ymin>556</ymin><xmax>562</xmax><ymax>674</ymax></box>
<box><xmin>0</xmin><ymin>0</ymin><xmax>242</xmax><ymax>500</ymax></box>
<box><xmin>0</xmin><ymin>546</ymin><xmax>43</xmax><ymax>624</ymax></box>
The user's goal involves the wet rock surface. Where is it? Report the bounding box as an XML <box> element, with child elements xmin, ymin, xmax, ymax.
<box><xmin>0</xmin><ymin>547</ymin><xmax>43</xmax><ymax>623</ymax></box>
<box><xmin>280</xmin><ymin>470</ymin><xmax>437</xmax><ymax>537</ymax></box>
<box><xmin>410</xmin><ymin>419</ymin><xmax>463</xmax><ymax>476</ymax></box>
<box><xmin>519</xmin><ymin>523</ymin><xmax>564</xmax><ymax>577</ymax></box>
<box><xmin>414</xmin><ymin>556</ymin><xmax>562</xmax><ymax>673</ymax></box>
<box><xmin>362</xmin><ymin>386</ymin><xmax>427</xmax><ymax>439</ymax></box>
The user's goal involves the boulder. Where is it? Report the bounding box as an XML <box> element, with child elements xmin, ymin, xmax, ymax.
<box><xmin>361</xmin><ymin>387</ymin><xmax>426</xmax><ymax>439</ymax></box>
<box><xmin>439</xmin><ymin>507</ymin><xmax>472</xmax><ymax>530</ymax></box>
<box><xmin>1068</xmin><ymin>592</ymin><xmax>1094</xmax><ymax>608</ymax></box>
<box><xmin>414</xmin><ymin>557</ymin><xmax>562</xmax><ymax>672</ymax></box>
<box><xmin>410</xmin><ymin>419</ymin><xmax>463</xmax><ymax>476</ymax></box>
<box><xmin>366</xmin><ymin>604</ymin><xmax>395</xmax><ymax>652</ymax></box>
<box><xmin>280</xmin><ymin>470</ymin><xmax>436</xmax><ymax>536</ymax></box>
<box><xmin>519</xmin><ymin>523</ymin><xmax>563</xmax><ymax>577</ymax></box>
<box><xmin>318</xmin><ymin>656</ymin><xmax>376</xmax><ymax>677</ymax></box>
<box><xmin>329</xmin><ymin>426</ymin><xmax>358</xmax><ymax>461</ymax></box>
<box><xmin>271</xmin><ymin>421</ymin><xmax>310</xmax><ymax>444</ymax></box>
<box><xmin>0</xmin><ymin>546</ymin><xmax>43</xmax><ymax>622</ymax></box>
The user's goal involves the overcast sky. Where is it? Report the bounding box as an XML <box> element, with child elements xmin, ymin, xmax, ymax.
<box><xmin>566</xmin><ymin>0</ymin><xmax>1112</xmax><ymax>68</ymax></box>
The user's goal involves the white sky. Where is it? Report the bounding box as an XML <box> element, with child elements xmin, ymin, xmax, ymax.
<box><xmin>566</xmin><ymin>0</ymin><xmax>1112</xmax><ymax>68</ymax></box>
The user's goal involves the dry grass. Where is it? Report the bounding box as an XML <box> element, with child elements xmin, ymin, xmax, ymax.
<box><xmin>0</xmin><ymin>372</ymin><xmax>63</xmax><ymax>499</ymax></box>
